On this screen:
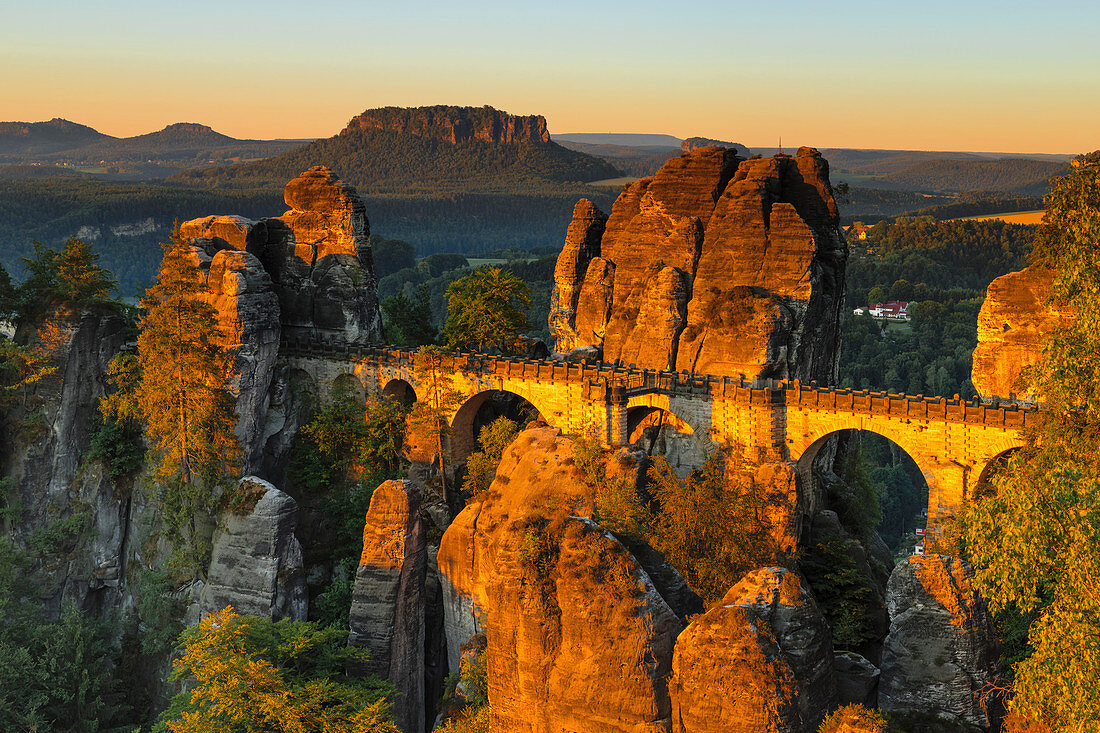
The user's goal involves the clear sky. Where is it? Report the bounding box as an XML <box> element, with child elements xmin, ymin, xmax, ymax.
<box><xmin>1</xmin><ymin>0</ymin><xmax>1096</xmax><ymax>153</ymax></box>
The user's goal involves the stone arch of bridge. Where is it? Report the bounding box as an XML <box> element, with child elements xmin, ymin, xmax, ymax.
<box><xmin>449</xmin><ymin>388</ymin><xmax>550</xmax><ymax>464</ymax></box>
<box><xmin>381</xmin><ymin>378</ymin><xmax>417</xmax><ymax>407</ymax></box>
<box><xmin>791</xmin><ymin>422</ymin><xmax>940</xmax><ymax>520</ymax></box>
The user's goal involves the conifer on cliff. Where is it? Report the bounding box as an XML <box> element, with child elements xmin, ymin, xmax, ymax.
<box><xmin>134</xmin><ymin>226</ymin><xmax>240</xmax><ymax>573</ymax></box>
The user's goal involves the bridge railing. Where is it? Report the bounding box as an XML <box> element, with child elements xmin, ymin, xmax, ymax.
<box><xmin>278</xmin><ymin>335</ymin><xmax>1038</xmax><ymax>428</ymax></box>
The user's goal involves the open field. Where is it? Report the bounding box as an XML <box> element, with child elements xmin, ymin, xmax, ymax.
<box><xmin>951</xmin><ymin>209</ymin><xmax>1045</xmax><ymax>224</ymax></box>
<box><xmin>588</xmin><ymin>176</ymin><xmax>640</xmax><ymax>187</ymax></box>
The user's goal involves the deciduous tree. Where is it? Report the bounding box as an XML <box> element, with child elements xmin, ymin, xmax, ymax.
<box><xmin>961</xmin><ymin>153</ymin><xmax>1100</xmax><ymax>730</ymax></box>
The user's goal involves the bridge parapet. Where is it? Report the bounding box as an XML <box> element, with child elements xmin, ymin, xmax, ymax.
<box><xmin>279</xmin><ymin>335</ymin><xmax>1039</xmax><ymax>429</ymax></box>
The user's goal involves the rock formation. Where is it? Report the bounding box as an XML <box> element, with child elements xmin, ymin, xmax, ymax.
<box><xmin>348</xmin><ymin>479</ymin><xmax>427</xmax><ymax>733</ymax></box>
<box><xmin>550</xmin><ymin>147</ymin><xmax>847</xmax><ymax>383</ymax></box>
<box><xmin>175</xmin><ymin>219</ymin><xmax>281</xmax><ymax>469</ymax></box>
<box><xmin>437</xmin><ymin>426</ymin><xmax>686</xmax><ymax>732</ymax></box>
<box><xmin>879</xmin><ymin>555</ymin><xmax>1001</xmax><ymax>730</ymax></box>
<box><xmin>342</xmin><ymin>105</ymin><xmax>551</xmax><ymax>145</ymax></box>
<box><xmin>669</xmin><ymin>567</ymin><xmax>837</xmax><ymax>733</ymax></box>
<box><xmin>199</xmin><ymin>476</ymin><xmax>307</xmax><ymax>621</ymax></box>
<box><xmin>972</xmin><ymin>265</ymin><xmax>1073</xmax><ymax>400</ymax></box>
<box><xmin>180</xmin><ymin>166</ymin><xmax>383</xmax><ymax>348</ymax></box>
<box><xmin>681</xmin><ymin>136</ymin><xmax>750</xmax><ymax>157</ymax></box>
<box><xmin>2</xmin><ymin>310</ymin><xmax>132</xmax><ymax>612</ymax></box>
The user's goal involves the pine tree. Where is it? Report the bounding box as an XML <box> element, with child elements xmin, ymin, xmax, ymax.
<box><xmin>441</xmin><ymin>266</ymin><xmax>531</xmax><ymax>353</ymax></box>
<box><xmin>135</xmin><ymin>230</ymin><xmax>240</xmax><ymax>573</ymax></box>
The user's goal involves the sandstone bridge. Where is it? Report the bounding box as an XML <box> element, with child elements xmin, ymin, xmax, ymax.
<box><xmin>281</xmin><ymin>334</ymin><xmax>1035</xmax><ymax>528</ymax></box>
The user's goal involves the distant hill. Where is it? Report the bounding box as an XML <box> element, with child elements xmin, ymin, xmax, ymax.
<box><xmin>553</xmin><ymin>133</ymin><xmax>683</xmax><ymax>147</ymax></box>
<box><xmin>175</xmin><ymin>107</ymin><xmax>621</xmax><ymax>193</ymax></box>
<box><xmin>0</xmin><ymin>119</ymin><xmax>303</xmax><ymax>166</ymax></box>
<box><xmin>0</xmin><ymin>118</ymin><xmax>109</xmax><ymax>156</ymax></box>
<box><xmin>882</xmin><ymin>158</ymin><xmax>1068</xmax><ymax>195</ymax></box>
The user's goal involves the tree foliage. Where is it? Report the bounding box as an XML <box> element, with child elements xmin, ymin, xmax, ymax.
<box><xmin>381</xmin><ymin>284</ymin><xmax>437</xmax><ymax>347</ymax></box>
<box><xmin>441</xmin><ymin>266</ymin><xmax>532</xmax><ymax>353</ymax></box>
<box><xmin>461</xmin><ymin>416</ymin><xmax>519</xmax><ymax>499</ymax></box>
<box><xmin>110</xmin><ymin>229</ymin><xmax>240</xmax><ymax>573</ymax></box>
<box><xmin>961</xmin><ymin>156</ymin><xmax>1100</xmax><ymax>730</ymax></box>
<box><xmin>16</xmin><ymin>237</ymin><xmax>116</xmax><ymax>322</ymax></box>
<box><xmin>158</xmin><ymin>606</ymin><xmax>397</xmax><ymax>733</ymax></box>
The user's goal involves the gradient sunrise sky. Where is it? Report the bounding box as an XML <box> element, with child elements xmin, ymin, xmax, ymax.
<box><xmin>2</xmin><ymin>0</ymin><xmax>1096</xmax><ymax>153</ymax></box>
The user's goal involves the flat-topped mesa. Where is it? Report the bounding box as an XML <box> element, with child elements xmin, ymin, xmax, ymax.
<box><xmin>180</xmin><ymin>166</ymin><xmax>383</xmax><ymax>346</ymax></box>
<box><xmin>341</xmin><ymin>105</ymin><xmax>550</xmax><ymax>145</ymax></box>
<box><xmin>681</xmin><ymin>136</ymin><xmax>750</xmax><ymax>157</ymax></box>
<box><xmin>971</xmin><ymin>265</ymin><xmax>1074</xmax><ymax>401</ymax></box>
<box><xmin>550</xmin><ymin>146</ymin><xmax>847</xmax><ymax>383</ymax></box>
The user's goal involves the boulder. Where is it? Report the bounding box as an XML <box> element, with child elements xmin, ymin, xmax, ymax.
<box><xmin>669</xmin><ymin>566</ymin><xmax>837</xmax><ymax>733</ymax></box>
<box><xmin>972</xmin><ymin>265</ymin><xmax>1073</xmax><ymax>400</ymax></box>
<box><xmin>834</xmin><ymin>651</ymin><xmax>880</xmax><ymax>708</ymax></box>
<box><xmin>200</xmin><ymin>476</ymin><xmax>307</xmax><ymax>621</ymax></box>
<box><xmin>437</xmin><ymin>426</ymin><xmax>684</xmax><ymax>733</ymax></box>
<box><xmin>348</xmin><ymin>479</ymin><xmax>427</xmax><ymax>733</ymax></box>
<box><xmin>879</xmin><ymin>555</ymin><xmax>1001</xmax><ymax>730</ymax></box>
<box><xmin>552</xmin><ymin>146</ymin><xmax>846</xmax><ymax>383</ymax></box>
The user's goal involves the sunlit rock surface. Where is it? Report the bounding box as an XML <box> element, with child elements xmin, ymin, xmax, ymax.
<box><xmin>972</xmin><ymin>265</ymin><xmax>1073</xmax><ymax>400</ymax></box>
<box><xmin>880</xmin><ymin>555</ymin><xmax>1001</xmax><ymax>730</ymax></box>
<box><xmin>552</xmin><ymin>147</ymin><xmax>846</xmax><ymax>383</ymax></box>
<box><xmin>669</xmin><ymin>566</ymin><xmax>837</xmax><ymax>733</ymax></box>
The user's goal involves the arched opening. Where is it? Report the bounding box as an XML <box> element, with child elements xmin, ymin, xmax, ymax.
<box><xmin>971</xmin><ymin>447</ymin><xmax>1020</xmax><ymax>500</ymax></box>
<box><xmin>381</xmin><ymin>378</ymin><xmax>417</xmax><ymax>408</ymax></box>
<box><xmin>330</xmin><ymin>373</ymin><xmax>364</xmax><ymax>406</ymax></box>
<box><xmin>797</xmin><ymin>429</ymin><xmax>929</xmax><ymax>557</ymax></box>
<box><xmin>626</xmin><ymin>406</ymin><xmax>710</xmax><ymax>476</ymax></box>
<box><xmin>449</xmin><ymin>390</ymin><xmax>544</xmax><ymax>465</ymax></box>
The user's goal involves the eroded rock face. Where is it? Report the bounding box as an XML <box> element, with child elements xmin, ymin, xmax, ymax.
<box><xmin>182</xmin><ymin>166</ymin><xmax>383</xmax><ymax>348</ymax></box>
<box><xmin>3</xmin><ymin>311</ymin><xmax>132</xmax><ymax>613</ymax></box>
<box><xmin>669</xmin><ymin>567</ymin><xmax>837</xmax><ymax>733</ymax></box>
<box><xmin>176</xmin><ymin>233</ymin><xmax>281</xmax><ymax>471</ymax></box>
<box><xmin>437</xmin><ymin>426</ymin><xmax>684</xmax><ymax>733</ymax></box>
<box><xmin>342</xmin><ymin>105</ymin><xmax>550</xmax><ymax>144</ymax></box>
<box><xmin>348</xmin><ymin>479</ymin><xmax>427</xmax><ymax>733</ymax></box>
<box><xmin>880</xmin><ymin>555</ymin><xmax>1001</xmax><ymax>730</ymax></box>
<box><xmin>267</xmin><ymin>166</ymin><xmax>382</xmax><ymax>342</ymax></box>
<box><xmin>552</xmin><ymin>147</ymin><xmax>846</xmax><ymax>382</ymax></box>
<box><xmin>972</xmin><ymin>266</ymin><xmax>1073</xmax><ymax>400</ymax></box>
<box><xmin>549</xmin><ymin>199</ymin><xmax>607</xmax><ymax>351</ymax></box>
<box><xmin>200</xmin><ymin>476</ymin><xmax>307</xmax><ymax>621</ymax></box>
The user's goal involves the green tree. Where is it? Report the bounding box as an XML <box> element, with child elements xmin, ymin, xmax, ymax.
<box><xmin>961</xmin><ymin>155</ymin><xmax>1100</xmax><ymax>730</ymax></box>
<box><xmin>157</xmin><ymin>606</ymin><xmax>397</xmax><ymax>733</ymax></box>
<box><xmin>0</xmin><ymin>262</ymin><xmax>15</xmax><ymax>321</ymax></box>
<box><xmin>409</xmin><ymin>345</ymin><xmax>464</xmax><ymax>503</ymax></box>
<box><xmin>441</xmin><ymin>266</ymin><xmax>531</xmax><ymax>353</ymax></box>
<box><xmin>382</xmin><ymin>284</ymin><xmax>437</xmax><ymax>347</ymax></box>
<box><xmin>461</xmin><ymin>416</ymin><xmax>518</xmax><ymax>499</ymax></box>
<box><xmin>16</xmin><ymin>238</ymin><xmax>116</xmax><ymax>322</ymax></box>
<box><xmin>132</xmin><ymin>229</ymin><xmax>241</xmax><ymax>573</ymax></box>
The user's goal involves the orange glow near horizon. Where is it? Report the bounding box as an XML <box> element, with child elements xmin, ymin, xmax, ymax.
<box><xmin>2</xmin><ymin>1</ymin><xmax>1097</xmax><ymax>155</ymax></box>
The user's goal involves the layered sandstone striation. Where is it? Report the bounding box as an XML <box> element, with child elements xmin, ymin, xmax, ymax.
<box><xmin>972</xmin><ymin>265</ymin><xmax>1073</xmax><ymax>400</ymax></box>
<box><xmin>437</xmin><ymin>426</ymin><xmax>685</xmax><ymax>733</ymax></box>
<box><xmin>669</xmin><ymin>567</ymin><xmax>837</xmax><ymax>733</ymax></box>
<box><xmin>880</xmin><ymin>555</ymin><xmax>1001</xmax><ymax>730</ymax></box>
<box><xmin>349</xmin><ymin>479</ymin><xmax>427</xmax><ymax>733</ymax></box>
<box><xmin>199</xmin><ymin>476</ymin><xmax>307</xmax><ymax>621</ymax></box>
<box><xmin>342</xmin><ymin>105</ymin><xmax>551</xmax><ymax>145</ymax></box>
<box><xmin>550</xmin><ymin>147</ymin><xmax>847</xmax><ymax>383</ymax></box>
